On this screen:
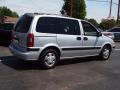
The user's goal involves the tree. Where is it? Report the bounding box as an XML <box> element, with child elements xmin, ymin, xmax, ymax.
<box><xmin>0</xmin><ymin>6</ymin><xmax>18</xmax><ymax>17</ymax></box>
<box><xmin>0</xmin><ymin>6</ymin><xmax>18</xmax><ymax>23</ymax></box>
<box><xmin>61</xmin><ymin>0</ymin><xmax>86</xmax><ymax>19</ymax></box>
<box><xmin>86</xmin><ymin>18</ymin><xmax>99</xmax><ymax>27</ymax></box>
<box><xmin>99</xmin><ymin>19</ymin><xmax>116</xmax><ymax>30</ymax></box>
<box><xmin>0</xmin><ymin>6</ymin><xmax>12</xmax><ymax>17</ymax></box>
<box><xmin>12</xmin><ymin>11</ymin><xmax>19</xmax><ymax>17</ymax></box>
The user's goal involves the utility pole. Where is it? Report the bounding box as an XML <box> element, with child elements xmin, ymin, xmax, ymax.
<box><xmin>70</xmin><ymin>0</ymin><xmax>73</xmax><ymax>17</ymax></box>
<box><xmin>109</xmin><ymin>0</ymin><xmax>112</xmax><ymax>18</ymax></box>
<box><xmin>117</xmin><ymin>0</ymin><xmax>120</xmax><ymax>23</ymax></box>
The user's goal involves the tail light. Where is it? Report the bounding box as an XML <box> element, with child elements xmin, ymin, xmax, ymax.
<box><xmin>27</xmin><ymin>33</ymin><xmax>34</xmax><ymax>47</ymax></box>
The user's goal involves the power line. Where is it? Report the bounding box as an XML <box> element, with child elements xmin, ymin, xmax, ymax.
<box><xmin>87</xmin><ymin>0</ymin><xmax>118</xmax><ymax>5</ymax></box>
<box><xmin>87</xmin><ymin>0</ymin><xmax>120</xmax><ymax>20</ymax></box>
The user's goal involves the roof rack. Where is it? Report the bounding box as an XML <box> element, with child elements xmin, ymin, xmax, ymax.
<box><xmin>24</xmin><ymin>12</ymin><xmax>70</xmax><ymax>18</ymax></box>
<box><xmin>33</xmin><ymin>12</ymin><xmax>61</xmax><ymax>16</ymax></box>
<box><xmin>34</xmin><ymin>12</ymin><xmax>70</xmax><ymax>17</ymax></box>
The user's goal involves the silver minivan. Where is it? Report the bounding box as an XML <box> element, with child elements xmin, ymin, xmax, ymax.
<box><xmin>9</xmin><ymin>13</ymin><xmax>115</xmax><ymax>69</ymax></box>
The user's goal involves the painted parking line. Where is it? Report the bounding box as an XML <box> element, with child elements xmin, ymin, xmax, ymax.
<box><xmin>115</xmin><ymin>49</ymin><xmax>120</xmax><ymax>51</ymax></box>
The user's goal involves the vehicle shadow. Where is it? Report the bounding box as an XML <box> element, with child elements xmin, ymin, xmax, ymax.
<box><xmin>0</xmin><ymin>42</ymin><xmax>10</xmax><ymax>47</ymax></box>
<box><xmin>58</xmin><ymin>57</ymin><xmax>99</xmax><ymax>66</ymax></box>
<box><xmin>0</xmin><ymin>56</ymin><xmax>43</xmax><ymax>70</ymax></box>
<box><xmin>0</xmin><ymin>56</ymin><xmax>100</xmax><ymax>70</ymax></box>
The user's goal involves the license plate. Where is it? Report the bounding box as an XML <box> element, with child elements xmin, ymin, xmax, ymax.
<box><xmin>13</xmin><ymin>39</ymin><xmax>19</xmax><ymax>44</ymax></box>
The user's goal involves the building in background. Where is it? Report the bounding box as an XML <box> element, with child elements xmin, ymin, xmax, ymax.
<box><xmin>0</xmin><ymin>16</ymin><xmax>17</xmax><ymax>23</ymax></box>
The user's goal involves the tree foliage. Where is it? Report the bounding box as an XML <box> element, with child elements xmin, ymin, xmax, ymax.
<box><xmin>99</xmin><ymin>19</ymin><xmax>116</xmax><ymax>30</ymax></box>
<box><xmin>86</xmin><ymin>18</ymin><xmax>99</xmax><ymax>27</ymax></box>
<box><xmin>61</xmin><ymin>0</ymin><xmax>86</xmax><ymax>19</ymax></box>
<box><xmin>12</xmin><ymin>11</ymin><xmax>19</xmax><ymax>17</ymax></box>
<box><xmin>61</xmin><ymin>0</ymin><xmax>71</xmax><ymax>16</ymax></box>
<box><xmin>0</xmin><ymin>6</ymin><xmax>19</xmax><ymax>17</ymax></box>
<box><xmin>116</xmin><ymin>20</ymin><xmax>120</xmax><ymax>27</ymax></box>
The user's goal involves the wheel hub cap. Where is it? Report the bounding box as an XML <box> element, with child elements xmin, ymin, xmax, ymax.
<box><xmin>44</xmin><ymin>53</ymin><xmax>56</xmax><ymax>67</ymax></box>
<box><xmin>103</xmin><ymin>49</ymin><xmax>110</xmax><ymax>58</ymax></box>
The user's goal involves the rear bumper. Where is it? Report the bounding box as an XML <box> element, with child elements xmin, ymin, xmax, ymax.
<box><xmin>9</xmin><ymin>45</ymin><xmax>40</xmax><ymax>60</ymax></box>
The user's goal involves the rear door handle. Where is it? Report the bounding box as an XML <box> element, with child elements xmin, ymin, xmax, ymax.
<box><xmin>76</xmin><ymin>37</ymin><xmax>81</xmax><ymax>40</ymax></box>
<box><xmin>83</xmin><ymin>37</ymin><xmax>88</xmax><ymax>41</ymax></box>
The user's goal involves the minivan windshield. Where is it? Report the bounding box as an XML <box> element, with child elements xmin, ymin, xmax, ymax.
<box><xmin>14</xmin><ymin>15</ymin><xmax>33</xmax><ymax>33</ymax></box>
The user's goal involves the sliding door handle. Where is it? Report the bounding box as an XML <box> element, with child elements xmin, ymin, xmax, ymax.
<box><xmin>76</xmin><ymin>37</ymin><xmax>81</xmax><ymax>40</ymax></box>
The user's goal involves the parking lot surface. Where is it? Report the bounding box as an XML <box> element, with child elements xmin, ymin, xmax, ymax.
<box><xmin>0</xmin><ymin>43</ymin><xmax>120</xmax><ymax>90</ymax></box>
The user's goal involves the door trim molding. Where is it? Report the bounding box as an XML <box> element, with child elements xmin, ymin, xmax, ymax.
<box><xmin>62</xmin><ymin>47</ymin><xmax>101</xmax><ymax>51</ymax></box>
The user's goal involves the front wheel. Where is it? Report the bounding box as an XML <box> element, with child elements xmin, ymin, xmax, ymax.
<box><xmin>99</xmin><ymin>46</ymin><xmax>111</xmax><ymax>60</ymax></box>
<box><xmin>39</xmin><ymin>49</ymin><xmax>59</xmax><ymax>69</ymax></box>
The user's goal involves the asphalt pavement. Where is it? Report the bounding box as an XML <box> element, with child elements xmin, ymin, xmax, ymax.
<box><xmin>0</xmin><ymin>43</ymin><xmax>120</xmax><ymax>90</ymax></box>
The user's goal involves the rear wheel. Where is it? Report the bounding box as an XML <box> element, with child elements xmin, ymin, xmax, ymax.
<box><xmin>39</xmin><ymin>49</ymin><xmax>59</xmax><ymax>69</ymax></box>
<box><xmin>99</xmin><ymin>45</ymin><xmax>111</xmax><ymax>60</ymax></box>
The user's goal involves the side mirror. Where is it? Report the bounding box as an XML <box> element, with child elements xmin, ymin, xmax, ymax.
<box><xmin>97</xmin><ymin>32</ymin><xmax>102</xmax><ymax>37</ymax></box>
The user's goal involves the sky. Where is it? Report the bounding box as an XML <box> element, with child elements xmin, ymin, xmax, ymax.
<box><xmin>0</xmin><ymin>0</ymin><xmax>118</xmax><ymax>22</ymax></box>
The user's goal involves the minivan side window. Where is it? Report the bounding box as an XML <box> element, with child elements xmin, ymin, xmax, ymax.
<box><xmin>36</xmin><ymin>17</ymin><xmax>58</xmax><ymax>34</ymax></box>
<box><xmin>36</xmin><ymin>17</ymin><xmax>80</xmax><ymax>35</ymax></box>
<box><xmin>81</xmin><ymin>21</ymin><xmax>97</xmax><ymax>36</ymax></box>
<box><xmin>14</xmin><ymin>15</ymin><xmax>33</xmax><ymax>33</ymax></box>
<box><xmin>59</xmin><ymin>18</ymin><xmax>80</xmax><ymax>35</ymax></box>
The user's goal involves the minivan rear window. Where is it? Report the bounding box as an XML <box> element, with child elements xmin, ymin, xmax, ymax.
<box><xmin>14</xmin><ymin>15</ymin><xmax>33</xmax><ymax>33</ymax></box>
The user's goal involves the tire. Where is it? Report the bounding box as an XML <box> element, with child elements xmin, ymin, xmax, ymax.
<box><xmin>99</xmin><ymin>45</ymin><xmax>111</xmax><ymax>60</ymax></box>
<box><xmin>39</xmin><ymin>49</ymin><xmax>59</xmax><ymax>69</ymax></box>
